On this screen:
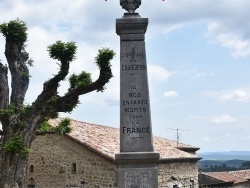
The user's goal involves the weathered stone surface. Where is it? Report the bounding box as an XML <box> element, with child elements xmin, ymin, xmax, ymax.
<box><xmin>158</xmin><ymin>162</ymin><xmax>199</xmax><ymax>187</ymax></box>
<box><xmin>117</xmin><ymin>13</ymin><xmax>153</xmax><ymax>153</ymax></box>
<box><xmin>27</xmin><ymin>134</ymin><xmax>118</xmax><ymax>188</ymax></box>
<box><xmin>116</xmin><ymin>12</ymin><xmax>159</xmax><ymax>188</ymax></box>
<box><xmin>116</xmin><ymin>152</ymin><xmax>159</xmax><ymax>187</ymax></box>
<box><xmin>118</xmin><ymin>167</ymin><xmax>158</xmax><ymax>188</ymax></box>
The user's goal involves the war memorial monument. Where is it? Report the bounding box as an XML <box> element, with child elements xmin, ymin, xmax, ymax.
<box><xmin>115</xmin><ymin>0</ymin><xmax>160</xmax><ymax>187</ymax></box>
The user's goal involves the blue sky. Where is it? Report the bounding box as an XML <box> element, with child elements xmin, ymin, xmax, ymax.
<box><xmin>0</xmin><ymin>0</ymin><xmax>250</xmax><ymax>152</ymax></box>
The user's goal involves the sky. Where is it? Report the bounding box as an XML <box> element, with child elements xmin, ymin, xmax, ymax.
<box><xmin>0</xmin><ymin>0</ymin><xmax>250</xmax><ymax>153</ymax></box>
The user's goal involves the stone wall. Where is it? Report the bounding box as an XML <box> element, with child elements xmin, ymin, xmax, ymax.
<box><xmin>158</xmin><ymin>161</ymin><xmax>199</xmax><ymax>188</ymax></box>
<box><xmin>27</xmin><ymin>134</ymin><xmax>118</xmax><ymax>188</ymax></box>
<box><xmin>27</xmin><ymin>135</ymin><xmax>199</xmax><ymax>188</ymax></box>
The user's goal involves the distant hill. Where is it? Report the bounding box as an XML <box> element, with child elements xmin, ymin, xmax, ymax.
<box><xmin>197</xmin><ymin>151</ymin><xmax>250</xmax><ymax>172</ymax></box>
<box><xmin>199</xmin><ymin>159</ymin><xmax>246</xmax><ymax>169</ymax></box>
<box><xmin>197</xmin><ymin>151</ymin><xmax>250</xmax><ymax>161</ymax></box>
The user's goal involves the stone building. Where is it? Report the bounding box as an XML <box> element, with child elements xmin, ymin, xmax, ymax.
<box><xmin>27</xmin><ymin>118</ymin><xmax>201</xmax><ymax>188</ymax></box>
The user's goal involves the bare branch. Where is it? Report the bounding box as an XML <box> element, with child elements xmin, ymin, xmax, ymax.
<box><xmin>31</xmin><ymin>60</ymin><xmax>70</xmax><ymax>111</ymax></box>
<box><xmin>53</xmin><ymin>52</ymin><xmax>113</xmax><ymax>112</ymax></box>
<box><xmin>0</xmin><ymin>19</ymin><xmax>29</xmax><ymax>106</ymax></box>
<box><xmin>31</xmin><ymin>41</ymin><xmax>75</xmax><ymax>114</ymax></box>
<box><xmin>5</xmin><ymin>39</ymin><xmax>29</xmax><ymax>106</ymax></box>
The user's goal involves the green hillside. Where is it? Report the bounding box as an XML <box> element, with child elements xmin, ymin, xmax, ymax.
<box><xmin>199</xmin><ymin>160</ymin><xmax>250</xmax><ymax>172</ymax></box>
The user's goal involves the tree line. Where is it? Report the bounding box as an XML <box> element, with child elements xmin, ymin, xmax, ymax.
<box><xmin>200</xmin><ymin>161</ymin><xmax>250</xmax><ymax>172</ymax></box>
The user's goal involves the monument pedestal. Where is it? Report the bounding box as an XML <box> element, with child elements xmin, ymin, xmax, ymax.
<box><xmin>116</xmin><ymin>152</ymin><xmax>159</xmax><ymax>188</ymax></box>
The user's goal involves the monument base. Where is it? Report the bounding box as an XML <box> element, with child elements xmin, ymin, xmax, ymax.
<box><xmin>115</xmin><ymin>152</ymin><xmax>159</xmax><ymax>188</ymax></box>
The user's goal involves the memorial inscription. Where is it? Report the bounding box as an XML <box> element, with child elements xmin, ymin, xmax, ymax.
<box><xmin>121</xmin><ymin>42</ymin><xmax>151</xmax><ymax>143</ymax></box>
<box><xmin>120</xmin><ymin>41</ymin><xmax>153</xmax><ymax>151</ymax></box>
<box><xmin>121</xmin><ymin>64</ymin><xmax>146</xmax><ymax>71</ymax></box>
<box><xmin>125</xmin><ymin>171</ymin><xmax>150</xmax><ymax>188</ymax></box>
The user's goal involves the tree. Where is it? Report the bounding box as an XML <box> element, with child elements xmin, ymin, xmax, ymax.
<box><xmin>0</xmin><ymin>19</ymin><xmax>115</xmax><ymax>188</ymax></box>
<box><xmin>240</xmin><ymin>161</ymin><xmax>250</xmax><ymax>169</ymax></box>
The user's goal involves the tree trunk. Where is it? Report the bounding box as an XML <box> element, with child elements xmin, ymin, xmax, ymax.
<box><xmin>0</xmin><ymin>147</ymin><xmax>27</xmax><ymax>188</ymax></box>
<box><xmin>0</xmin><ymin>63</ymin><xmax>9</xmax><ymax>110</ymax></box>
<box><xmin>0</xmin><ymin>117</ymin><xmax>42</xmax><ymax>188</ymax></box>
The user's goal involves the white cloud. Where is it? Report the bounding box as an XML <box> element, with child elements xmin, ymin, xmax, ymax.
<box><xmin>211</xmin><ymin>114</ymin><xmax>237</xmax><ymax>124</ymax></box>
<box><xmin>182</xmin><ymin>69</ymin><xmax>214</xmax><ymax>79</ymax></box>
<box><xmin>206</xmin><ymin>22</ymin><xmax>250</xmax><ymax>58</ymax></box>
<box><xmin>203</xmin><ymin>88</ymin><xmax>250</xmax><ymax>103</ymax></box>
<box><xmin>219</xmin><ymin>89</ymin><xmax>250</xmax><ymax>102</ymax></box>
<box><xmin>189</xmin><ymin>114</ymin><xmax>238</xmax><ymax>125</ymax></box>
<box><xmin>142</xmin><ymin>0</ymin><xmax>250</xmax><ymax>58</ymax></box>
<box><xmin>164</xmin><ymin>91</ymin><xmax>179</xmax><ymax>98</ymax></box>
<box><xmin>148</xmin><ymin>65</ymin><xmax>172</xmax><ymax>83</ymax></box>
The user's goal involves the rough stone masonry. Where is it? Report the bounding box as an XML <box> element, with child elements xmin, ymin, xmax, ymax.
<box><xmin>115</xmin><ymin>1</ymin><xmax>160</xmax><ymax>187</ymax></box>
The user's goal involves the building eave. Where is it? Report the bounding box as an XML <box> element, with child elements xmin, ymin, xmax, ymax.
<box><xmin>177</xmin><ymin>147</ymin><xmax>200</xmax><ymax>152</ymax></box>
<box><xmin>159</xmin><ymin>157</ymin><xmax>202</xmax><ymax>163</ymax></box>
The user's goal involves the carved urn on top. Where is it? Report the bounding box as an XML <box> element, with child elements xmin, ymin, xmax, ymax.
<box><xmin>120</xmin><ymin>0</ymin><xmax>141</xmax><ymax>13</ymax></box>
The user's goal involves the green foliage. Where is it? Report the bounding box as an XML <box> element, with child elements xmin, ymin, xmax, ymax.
<box><xmin>3</xmin><ymin>135</ymin><xmax>30</xmax><ymax>157</ymax></box>
<box><xmin>241</xmin><ymin>161</ymin><xmax>250</xmax><ymax>169</ymax></box>
<box><xmin>20</xmin><ymin>72</ymin><xmax>31</xmax><ymax>84</ymax></box>
<box><xmin>0</xmin><ymin>19</ymin><xmax>28</xmax><ymax>44</ymax></box>
<box><xmin>56</xmin><ymin>118</ymin><xmax>72</xmax><ymax>135</ymax></box>
<box><xmin>27</xmin><ymin>58</ymin><xmax>34</xmax><ymax>67</ymax></box>
<box><xmin>62</xmin><ymin>100</ymin><xmax>80</xmax><ymax>113</ymax></box>
<box><xmin>2</xmin><ymin>103</ymin><xmax>32</xmax><ymax>118</ymax></box>
<box><xmin>95</xmin><ymin>48</ymin><xmax>115</xmax><ymax>92</ymax></box>
<box><xmin>0</xmin><ymin>104</ymin><xmax>14</xmax><ymax>118</ymax></box>
<box><xmin>0</xmin><ymin>104</ymin><xmax>32</xmax><ymax>131</ymax></box>
<box><xmin>200</xmin><ymin>164</ymin><xmax>238</xmax><ymax>172</ymax></box>
<box><xmin>200</xmin><ymin>160</ymin><xmax>250</xmax><ymax>172</ymax></box>
<box><xmin>69</xmin><ymin>71</ymin><xmax>92</xmax><ymax>90</ymax></box>
<box><xmin>13</xmin><ymin>121</ymin><xmax>26</xmax><ymax>132</ymax></box>
<box><xmin>47</xmin><ymin>40</ymin><xmax>77</xmax><ymax>62</ymax></box>
<box><xmin>38</xmin><ymin>121</ymin><xmax>53</xmax><ymax>132</ymax></box>
<box><xmin>38</xmin><ymin>118</ymin><xmax>72</xmax><ymax>135</ymax></box>
<box><xmin>18</xmin><ymin>104</ymin><xmax>32</xmax><ymax>116</ymax></box>
<box><xmin>95</xmin><ymin>48</ymin><xmax>115</xmax><ymax>69</ymax></box>
<box><xmin>20</xmin><ymin>148</ymin><xmax>31</xmax><ymax>157</ymax></box>
<box><xmin>48</xmin><ymin>111</ymin><xmax>59</xmax><ymax>119</ymax></box>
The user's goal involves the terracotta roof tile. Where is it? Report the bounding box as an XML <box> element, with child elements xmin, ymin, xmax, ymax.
<box><xmin>204</xmin><ymin>172</ymin><xmax>248</xmax><ymax>184</ymax></box>
<box><xmin>153</xmin><ymin>135</ymin><xmax>200</xmax><ymax>160</ymax></box>
<box><xmin>49</xmin><ymin>118</ymin><xmax>200</xmax><ymax>162</ymax></box>
<box><xmin>229</xmin><ymin>170</ymin><xmax>250</xmax><ymax>180</ymax></box>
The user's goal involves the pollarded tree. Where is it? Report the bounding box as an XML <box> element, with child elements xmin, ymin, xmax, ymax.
<box><xmin>0</xmin><ymin>19</ymin><xmax>115</xmax><ymax>188</ymax></box>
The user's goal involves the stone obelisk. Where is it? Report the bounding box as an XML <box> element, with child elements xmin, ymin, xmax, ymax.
<box><xmin>115</xmin><ymin>1</ymin><xmax>160</xmax><ymax>187</ymax></box>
